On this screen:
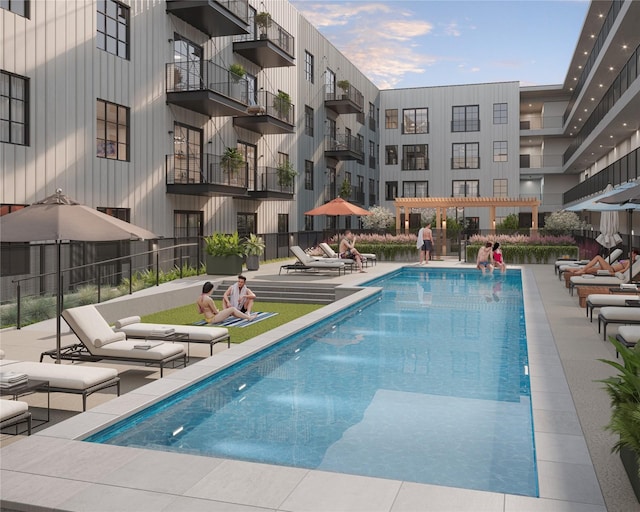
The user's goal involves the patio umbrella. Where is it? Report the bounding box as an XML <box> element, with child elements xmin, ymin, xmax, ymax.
<box><xmin>597</xmin><ymin>182</ymin><xmax>640</xmax><ymax>260</ymax></box>
<box><xmin>595</xmin><ymin>185</ymin><xmax>622</xmax><ymax>251</ymax></box>
<box><xmin>0</xmin><ymin>189</ymin><xmax>158</xmax><ymax>362</ymax></box>
<box><xmin>305</xmin><ymin>197</ymin><xmax>371</xmax><ymax>217</ymax></box>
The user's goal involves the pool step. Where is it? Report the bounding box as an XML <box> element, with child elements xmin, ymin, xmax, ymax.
<box><xmin>210</xmin><ymin>280</ymin><xmax>336</xmax><ymax>305</ymax></box>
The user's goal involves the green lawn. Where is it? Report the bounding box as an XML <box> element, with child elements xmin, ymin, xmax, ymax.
<box><xmin>142</xmin><ymin>302</ymin><xmax>325</xmax><ymax>344</ymax></box>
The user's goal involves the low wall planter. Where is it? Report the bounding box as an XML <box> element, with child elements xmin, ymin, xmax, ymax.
<box><xmin>621</xmin><ymin>445</ymin><xmax>640</xmax><ymax>502</ymax></box>
<box><xmin>206</xmin><ymin>255</ymin><xmax>243</xmax><ymax>276</ymax></box>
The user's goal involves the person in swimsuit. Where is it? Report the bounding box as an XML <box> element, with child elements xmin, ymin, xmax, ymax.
<box><xmin>492</xmin><ymin>242</ymin><xmax>506</xmax><ymax>273</ymax></box>
<box><xmin>416</xmin><ymin>223</ymin><xmax>433</xmax><ymax>265</ymax></box>
<box><xmin>339</xmin><ymin>230</ymin><xmax>366</xmax><ymax>272</ymax></box>
<box><xmin>567</xmin><ymin>249</ymin><xmax>638</xmax><ymax>276</ymax></box>
<box><xmin>476</xmin><ymin>242</ymin><xmax>494</xmax><ymax>274</ymax></box>
<box><xmin>197</xmin><ymin>281</ymin><xmax>256</xmax><ymax>324</ymax></box>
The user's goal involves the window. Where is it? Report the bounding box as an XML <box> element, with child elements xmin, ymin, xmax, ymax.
<box><xmin>493</xmin><ymin>179</ymin><xmax>508</xmax><ymax>197</ymax></box>
<box><xmin>304</xmin><ymin>105</ymin><xmax>314</xmax><ymax>136</ymax></box>
<box><xmin>304</xmin><ymin>215</ymin><xmax>314</xmax><ymax>231</ymax></box>
<box><xmin>97</xmin><ymin>0</ymin><xmax>129</xmax><ymax>59</ymax></box>
<box><xmin>0</xmin><ymin>71</ymin><xmax>29</xmax><ymax>145</ymax></box>
<box><xmin>493</xmin><ymin>141</ymin><xmax>507</xmax><ymax>162</ymax></box>
<box><xmin>369</xmin><ymin>140</ymin><xmax>376</xmax><ymax>169</ymax></box>
<box><xmin>1</xmin><ymin>0</ymin><xmax>29</xmax><ymax>17</ymax></box>
<box><xmin>369</xmin><ymin>178</ymin><xmax>376</xmax><ymax>205</ymax></box>
<box><xmin>385</xmin><ymin>181</ymin><xmax>398</xmax><ymax>200</ymax></box>
<box><xmin>0</xmin><ymin>205</ymin><xmax>29</xmax><ymax>275</ymax></box>
<box><xmin>402</xmin><ymin>144</ymin><xmax>428</xmax><ymax>170</ymax></box>
<box><xmin>172</xmin><ymin>35</ymin><xmax>203</xmax><ymax>91</ymax></box>
<box><xmin>385</xmin><ymin>109</ymin><xmax>398</xmax><ymax>129</ymax></box>
<box><xmin>97</xmin><ymin>207</ymin><xmax>130</xmax><ymax>222</ymax></box>
<box><xmin>452</xmin><ymin>143</ymin><xmax>479</xmax><ymax>169</ymax></box>
<box><xmin>237</xmin><ymin>213</ymin><xmax>256</xmax><ymax>238</ymax></box>
<box><xmin>304</xmin><ymin>51</ymin><xmax>314</xmax><ymax>83</ymax></box>
<box><xmin>369</xmin><ymin>102</ymin><xmax>376</xmax><ymax>131</ymax></box>
<box><xmin>452</xmin><ymin>105</ymin><xmax>479</xmax><ymax>132</ymax></box>
<box><xmin>325</xmin><ymin>68</ymin><xmax>335</xmax><ymax>98</ymax></box>
<box><xmin>173</xmin><ymin>211</ymin><xmax>203</xmax><ymax>239</ymax></box>
<box><xmin>493</xmin><ymin>103</ymin><xmax>507</xmax><ymax>124</ymax></box>
<box><xmin>452</xmin><ymin>180</ymin><xmax>479</xmax><ymax>197</ymax></box>
<box><xmin>304</xmin><ymin>160</ymin><xmax>313</xmax><ymax>190</ymax></box>
<box><xmin>385</xmin><ymin>145</ymin><xmax>398</xmax><ymax>165</ymax></box>
<box><xmin>403</xmin><ymin>108</ymin><xmax>428</xmax><ymax>134</ymax></box>
<box><xmin>278</xmin><ymin>214</ymin><xmax>289</xmax><ymax>233</ymax></box>
<box><xmin>403</xmin><ymin>181</ymin><xmax>428</xmax><ymax>198</ymax></box>
<box><xmin>96</xmin><ymin>99</ymin><xmax>129</xmax><ymax>161</ymax></box>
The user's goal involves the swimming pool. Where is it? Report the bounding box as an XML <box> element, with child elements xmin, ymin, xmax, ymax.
<box><xmin>87</xmin><ymin>268</ymin><xmax>537</xmax><ymax>497</ymax></box>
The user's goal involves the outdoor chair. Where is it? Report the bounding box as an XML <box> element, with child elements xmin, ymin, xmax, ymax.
<box><xmin>568</xmin><ymin>256</ymin><xmax>640</xmax><ymax>295</ymax></box>
<box><xmin>44</xmin><ymin>305</ymin><xmax>187</xmax><ymax>377</ymax></box>
<box><xmin>319</xmin><ymin>242</ymin><xmax>377</xmax><ymax>266</ymax></box>
<box><xmin>616</xmin><ymin>325</ymin><xmax>640</xmax><ymax>354</ymax></box>
<box><xmin>287</xmin><ymin>246</ymin><xmax>347</xmax><ymax>275</ymax></box>
<box><xmin>557</xmin><ymin>248</ymin><xmax>622</xmax><ymax>280</ymax></box>
<box><xmin>585</xmin><ymin>291</ymin><xmax>640</xmax><ymax>321</ymax></box>
<box><xmin>598</xmin><ymin>305</ymin><xmax>640</xmax><ymax>340</ymax></box>
<box><xmin>0</xmin><ymin>399</ymin><xmax>31</xmax><ymax>435</ymax></box>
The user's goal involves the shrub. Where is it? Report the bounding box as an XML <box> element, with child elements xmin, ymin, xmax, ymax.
<box><xmin>543</xmin><ymin>211</ymin><xmax>587</xmax><ymax>232</ymax></box>
<box><xmin>361</xmin><ymin>206</ymin><xmax>395</xmax><ymax>231</ymax></box>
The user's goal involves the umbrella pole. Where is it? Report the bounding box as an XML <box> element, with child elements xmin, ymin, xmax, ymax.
<box><xmin>56</xmin><ymin>240</ymin><xmax>61</xmax><ymax>364</ymax></box>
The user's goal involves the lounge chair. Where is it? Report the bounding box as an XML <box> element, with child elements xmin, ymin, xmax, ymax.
<box><xmin>113</xmin><ymin>316</ymin><xmax>230</xmax><ymax>355</ymax></box>
<box><xmin>598</xmin><ymin>305</ymin><xmax>640</xmax><ymax>340</ymax></box>
<box><xmin>288</xmin><ymin>246</ymin><xmax>347</xmax><ymax>275</ymax></box>
<box><xmin>319</xmin><ymin>242</ymin><xmax>377</xmax><ymax>266</ymax></box>
<box><xmin>615</xmin><ymin>325</ymin><xmax>640</xmax><ymax>353</ymax></box>
<box><xmin>0</xmin><ymin>359</ymin><xmax>120</xmax><ymax>411</ymax></box>
<box><xmin>557</xmin><ymin>248</ymin><xmax>622</xmax><ymax>280</ymax></box>
<box><xmin>585</xmin><ymin>290</ymin><xmax>640</xmax><ymax>321</ymax></box>
<box><xmin>0</xmin><ymin>399</ymin><xmax>31</xmax><ymax>435</ymax></box>
<box><xmin>42</xmin><ymin>305</ymin><xmax>187</xmax><ymax>377</ymax></box>
<box><xmin>568</xmin><ymin>256</ymin><xmax>640</xmax><ymax>295</ymax></box>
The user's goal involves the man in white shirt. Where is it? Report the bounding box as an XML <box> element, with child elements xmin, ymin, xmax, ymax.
<box><xmin>223</xmin><ymin>275</ymin><xmax>257</xmax><ymax>315</ymax></box>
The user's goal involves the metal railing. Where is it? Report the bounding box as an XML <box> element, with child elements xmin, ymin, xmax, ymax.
<box><xmin>166</xmin><ymin>153</ymin><xmax>249</xmax><ymax>188</ymax></box>
<box><xmin>166</xmin><ymin>61</ymin><xmax>249</xmax><ymax>104</ymax></box>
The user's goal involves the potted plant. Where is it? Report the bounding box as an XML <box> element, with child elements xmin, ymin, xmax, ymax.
<box><xmin>276</xmin><ymin>161</ymin><xmax>297</xmax><ymax>187</ymax></box>
<box><xmin>273</xmin><ymin>91</ymin><xmax>291</xmax><ymax>119</ymax></box>
<box><xmin>255</xmin><ymin>11</ymin><xmax>272</xmax><ymax>38</ymax></box>
<box><xmin>220</xmin><ymin>147</ymin><xmax>245</xmax><ymax>179</ymax></box>
<box><xmin>339</xmin><ymin>179</ymin><xmax>352</xmax><ymax>199</ymax></box>
<box><xmin>204</xmin><ymin>232</ymin><xmax>246</xmax><ymax>275</ymax></box>
<box><xmin>229</xmin><ymin>63</ymin><xmax>246</xmax><ymax>82</ymax></box>
<box><xmin>337</xmin><ymin>79</ymin><xmax>350</xmax><ymax>98</ymax></box>
<box><xmin>243</xmin><ymin>233</ymin><xmax>265</xmax><ymax>271</ymax></box>
<box><xmin>599</xmin><ymin>337</ymin><xmax>640</xmax><ymax>502</ymax></box>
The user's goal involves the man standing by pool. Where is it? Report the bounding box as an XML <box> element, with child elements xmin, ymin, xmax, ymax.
<box><xmin>223</xmin><ymin>275</ymin><xmax>257</xmax><ymax>316</ymax></box>
<box><xmin>416</xmin><ymin>223</ymin><xmax>433</xmax><ymax>264</ymax></box>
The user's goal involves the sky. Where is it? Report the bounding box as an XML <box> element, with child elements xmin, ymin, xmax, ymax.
<box><xmin>289</xmin><ymin>0</ymin><xmax>590</xmax><ymax>90</ymax></box>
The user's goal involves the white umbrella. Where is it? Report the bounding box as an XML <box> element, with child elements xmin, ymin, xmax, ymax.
<box><xmin>595</xmin><ymin>185</ymin><xmax>622</xmax><ymax>250</ymax></box>
<box><xmin>0</xmin><ymin>189</ymin><xmax>158</xmax><ymax>362</ymax></box>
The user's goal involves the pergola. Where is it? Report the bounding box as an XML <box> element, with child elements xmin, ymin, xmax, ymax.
<box><xmin>393</xmin><ymin>196</ymin><xmax>541</xmax><ymax>255</ymax></box>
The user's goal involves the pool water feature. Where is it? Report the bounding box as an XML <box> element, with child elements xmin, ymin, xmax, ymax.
<box><xmin>87</xmin><ymin>268</ymin><xmax>537</xmax><ymax>497</ymax></box>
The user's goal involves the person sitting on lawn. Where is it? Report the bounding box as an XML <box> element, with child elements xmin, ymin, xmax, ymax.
<box><xmin>198</xmin><ymin>281</ymin><xmax>256</xmax><ymax>324</ymax></box>
<box><xmin>223</xmin><ymin>275</ymin><xmax>257</xmax><ymax>315</ymax></box>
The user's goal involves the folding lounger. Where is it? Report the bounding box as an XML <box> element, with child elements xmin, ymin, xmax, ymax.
<box><xmin>557</xmin><ymin>248</ymin><xmax>622</xmax><ymax>280</ymax></box>
<box><xmin>113</xmin><ymin>316</ymin><xmax>230</xmax><ymax>355</ymax></box>
<box><xmin>585</xmin><ymin>290</ymin><xmax>640</xmax><ymax>321</ymax></box>
<box><xmin>0</xmin><ymin>399</ymin><xmax>31</xmax><ymax>435</ymax></box>
<box><xmin>288</xmin><ymin>246</ymin><xmax>347</xmax><ymax>275</ymax></box>
<box><xmin>568</xmin><ymin>257</ymin><xmax>640</xmax><ymax>296</ymax></box>
<box><xmin>0</xmin><ymin>359</ymin><xmax>119</xmax><ymax>411</ymax></box>
<box><xmin>598</xmin><ymin>305</ymin><xmax>640</xmax><ymax>340</ymax></box>
<box><xmin>616</xmin><ymin>325</ymin><xmax>640</xmax><ymax>354</ymax></box>
<box><xmin>319</xmin><ymin>242</ymin><xmax>377</xmax><ymax>266</ymax></box>
<box><xmin>42</xmin><ymin>305</ymin><xmax>187</xmax><ymax>377</ymax></box>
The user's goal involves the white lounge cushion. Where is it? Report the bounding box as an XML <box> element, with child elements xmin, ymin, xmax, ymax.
<box><xmin>90</xmin><ymin>339</ymin><xmax>185</xmax><ymax>360</ymax></box>
<box><xmin>114</xmin><ymin>316</ymin><xmax>141</xmax><ymax>329</ymax></box>
<box><xmin>617</xmin><ymin>325</ymin><xmax>640</xmax><ymax>344</ymax></box>
<box><xmin>63</xmin><ymin>305</ymin><xmax>125</xmax><ymax>350</ymax></box>
<box><xmin>587</xmin><ymin>294</ymin><xmax>640</xmax><ymax>307</ymax></box>
<box><xmin>0</xmin><ymin>399</ymin><xmax>28</xmax><ymax>422</ymax></box>
<box><xmin>114</xmin><ymin>323</ymin><xmax>228</xmax><ymax>342</ymax></box>
<box><xmin>599</xmin><ymin>306</ymin><xmax>640</xmax><ymax>322</ymax></box>
<box><xmin>94</xmin><ymin>332</ymin><xmax>126</xmax><ymax>348</ymax></box>
<box><xmin>0</xmin><ymin>361</ymin><xmax>117</xmax><ymax>390</ymax></box>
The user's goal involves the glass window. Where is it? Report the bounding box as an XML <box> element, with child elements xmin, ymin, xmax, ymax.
<box><xmin>304</xmin><ymin>160</ymin><xmax>313</xmax><ymax>190</ymax></box>
<box><xmin>237</xmin><ymin>213</ymin><xmax>256</xmax><ymax>237</ymax></box>
<box><xmin>304</xmin><ymin>105</ymin><xmax>314</xmax><ymax>136</ymax></box>
<box><xmin>97</xmin><ymin>99</ymin><xmax>129</xmax><ymax>161</ymax></box>
<box><xmin>385</xmin><ymin>145</ymin><xmax>398</xmax><ymax>165</ymax></box>
<box><xmin>385</xmin><ymin>181</ymin><xmax>398</xmax><ymax>200</ymax></box>
<box><xmin>1</xmin><ymin>0</ymin><xmax>28</xmax><ymax>17</ymax></box>
<box><xmin>173</xmin><ymin>211</ymin><xmax>203</xmax><ymax>239</ymax></box>
<box><xmin>385</xmin><ymin>109</ymin><xmax>398</xmax><ymax>129</ymax></box>
<box><xmin>452</xmin><ymin>143</ymin><xmax>479</xmax><ymax>169</ymax></box>
<box><xmin>493</xmin><ymin>103</ymin><xmax>507</xmax><ymax>124</ymax></box>
<box><xmin>452</xmin><ymin>180</ymin><xmax>479</xmax><ymax>197</ymax></box>
<box><xmin>402</xmin><ymin>181</ymin><xmax>428</xmax><ymax>198</ymax></box>
<box><xmin>304</xmin><ymin>51</ymin><xmax>314</xmax><ymax>83</ymax></box>
<box><xmin>493</xmin><ymin>179</ymin><xmax>508</xmax><ymax>197</ymax></box>
<box><xmin>452</xmin><ymin>105</ymin><xmax>479</xmax><ymax>132</ymax></box>
<box><xmin>97</xmin><ymin>0</ymin><xmax>129</xmax><ymax>59</ymax></box>
<box><xmin>278</xmin><ymin>214</ymin><xmax>289</xmax><ymax>233</ymax></box>
<box><xmin>493</xmin><ymin>141</ymin><xmax>508</xmax><ymax>162</ymax></box>
<box><xmin>304</xmin><ymin>215</ymin><xmax>313</xmax><ymax>231</ymax></box>
<box><xmin>97</xmin><ymin>207</ymin><xmax>130</xmax><ymax>222</ymax></box>
<box><xmin>402</xmin><ymin>144</ymin><xmax>428</xmax><ymax>170</ymax></box>
<box><xmin>0</xmin><ymin>71</ymin><xmax>29</xmax><ymax>145</ymax></box>
<box><xmin>402</xmin><ymin>108</ymin><xmax>428</xmax><ymax>134</ymax></box>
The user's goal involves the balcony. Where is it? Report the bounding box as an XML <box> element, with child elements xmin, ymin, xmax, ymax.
<box><xmin>166</xmin><ymin>153</ymin><xmax>249</xmax><ymax>197</ymax></box>
<box><xmin>325</xmin><ymin>83</ymin><xmax>364</xmax><ymax>114</ymax></box>
<box><xmin>519</xmin><ymin>154</ymin><xmax>564</xmax><ymax>170</ymax></box>
<box><xmin>233</xmin><ymin>90</ymin><xmax>295</xmax><ymax>134</ymax></box>
<box><xmin>248</xmin><ymin>166</ymin><xmax>295</xmax><ymax>200</ymax></box>
<box><xmin>166</xmin><ymin>0</ymin><xmax>249</xmax><ymax>38</ymax></box>
<box><xmin>324</xmin><ymin>134</ymin><xmax>364</xmax><ymax>161</ymax></box>
<box><xmin>166</xmin><ymin>61</ymin><xmax>249</xmax><ymax>117</ymax></box>
<box><xmin>233</xmin><ymin>19</ymin><xmax>294</xmax><ymax>68</ymax></box>
<box><xmin>351</xmin><ymin>188</ymin><xmax>365</xmax><ymax>205</ymax></box>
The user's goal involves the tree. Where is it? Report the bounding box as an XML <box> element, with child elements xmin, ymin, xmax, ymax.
<box><xmin>497</xmin><ymin>213</ymin><xmax>520</xmax><ymax>230</ymax></box>
<box><xmin>544</xmin><ymin>210</ymin><xmax>586</xmax><ymax>232</ymax></box>
<box><xmin>361</xmin><ymin>206</ymin><xmax>395</xmax><ymax>231</ymax></box>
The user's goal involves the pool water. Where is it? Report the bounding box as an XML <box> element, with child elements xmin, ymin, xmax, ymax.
<box><xmin>87</xmin><ymin>268</ymin><xmax>538</xmax><ymax>497</ymax></box>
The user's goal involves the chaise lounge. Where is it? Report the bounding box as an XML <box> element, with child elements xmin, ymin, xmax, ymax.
<box><xmin>568</xmin><ymin>256</ymin><xmax>640</xmax><ymax>295</ymax></box>
<box><xmin>597</xmin><ymin>305</ymin><xmax>640</xmax><ymax>340</ymax></box>
<box><xmin>319</xmin><ymin>242</ymin><xmax>377</xmax><ymax>266</ymax></box>
<box><xmin>285</xmin><ymin>246</ymin><xmax>347</xmax><ymax>275</ymax></box>
<box><xmin>42</xmin><ymin>305</ymin><xmax>188</xmax><ymax>377</ymax></box>
<box><xmin>557</xmin><ymin>248</ymin><xmax>622</xmax><ymax>280</ymax></box>
<box><xmin>0</xmin><ymin>399</ymin><xmax>31</xmax><ymax>435</ymax></box>
<box><xmin>585</xmin><ymin>289</ymin><xmax>640</xmax><ymax>321</ymax></box>
<box><xmin>616</xmin><ymin>325</ymin><xmax>640</xmax><ymax>352</ymax></box>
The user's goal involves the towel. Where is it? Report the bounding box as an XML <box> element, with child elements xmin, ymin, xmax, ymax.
<box><xmin>193</xmin><ymin>311</ymin><xmax>278</xmax><ymax>328</ymax></box>
<box><xmin>227</xmin><ymin>283</ymin><xmax>248</xmax><ymax>309</ymax></box>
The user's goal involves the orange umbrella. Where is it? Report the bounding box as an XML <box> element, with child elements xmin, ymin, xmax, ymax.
<box><xmin>304</xmin><ymin>197</ymin><xmax>371</xmax><ymax>217</ymax></box>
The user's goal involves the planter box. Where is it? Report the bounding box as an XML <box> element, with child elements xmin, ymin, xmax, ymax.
<box><xmin>246</xmin><ymin>254</ymin><xmax>260</xmax><ymax>271</ymax></box>
<box><xmin>206</xmin><ymin>255</ymin><xmax>243</xmax><ymax>276</ymax></box>
<box><xmin>621</xmin><ymin>445</ymin><xmax>640</xmax><ymax>502</ymax></box>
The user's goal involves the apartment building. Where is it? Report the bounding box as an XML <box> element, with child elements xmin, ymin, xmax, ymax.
<box><xmin>1</xmin><ymin>0</ymin><xmax>639</xmax><ymax>240</ymax></box>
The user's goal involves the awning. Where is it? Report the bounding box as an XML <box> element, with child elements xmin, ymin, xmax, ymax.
<box><xmin>565</xmin><ymin>182</ymin><xmax>640</xmax><ymax>212</ymax></box>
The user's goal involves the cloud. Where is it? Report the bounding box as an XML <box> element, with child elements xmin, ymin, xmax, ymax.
<box><xmin>292</xmin><ymin>2</ymin><xmax>393</xmax><ymax>27</ymax></box>
<box><xmin>442</xmin><ymin>22</ymin><xmax>461</xmax><ymax>37</ymax></box>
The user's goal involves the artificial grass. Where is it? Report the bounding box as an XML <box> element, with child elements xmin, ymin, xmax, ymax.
<box><xmin>141</xmin><ymin>301</ymin><xmax>325</xmax><ymax>344</ymax></box>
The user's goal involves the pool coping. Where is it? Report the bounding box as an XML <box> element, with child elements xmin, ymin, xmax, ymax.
<box><xmin>0</xmin><ymin>265</ymin><xmax>606</xmax><ymax>511</ymax></box>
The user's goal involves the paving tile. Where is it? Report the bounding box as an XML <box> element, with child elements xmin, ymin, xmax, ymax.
<box><xmin>162</xmin><ymin>495</ymin><xmax>275</xmax><ymax>511</ymax></box>
<box><xmin>505</xmin><ymin>495</ymin><xmax>606</xmax><ymax>512</ymax></box>
<box><xmin>59</xmin><ymin>483</ymin><xmax>176</xmax><ymax>511</ymax></box>
<box><xmin>391</xmin><ymin>481</ymin><xmax>504</xmax><ymax>512</ymax></box>
<box><xmin>0</xmin><ymin>470</ymin><xmax>92</xmax><ymax>511</ymax></box>
<box><xmin>537</xmin><ymin>460</ymin><xmax>605</xmax><ymax>505</ymax></box>
<box><xmin>532</xmin><ymin>409</ymin><xmax>582</xmax><ymax>436</ymax></box>
<box><xmin>535</xmin><ymin>432</ymin><xmax>592</xmax><ymax>465</ymax></box>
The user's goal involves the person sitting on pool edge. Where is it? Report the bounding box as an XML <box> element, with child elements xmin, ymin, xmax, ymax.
<box><xmin>197</xmin><ymin>281</ymin><xmax>256</xmax><ymax>324</ymax></box>
<box><xmin>476</xmin><ymin>242</ymin><xmax>494</xmax><ymax>274</ymax></box>
<box><xmin>492</xmin><ymin>242</ymin><xmax>506</xmax><ymax>273</ymax></box>
<box><xmin>565</xmin><ymin>248</ymin><xmax>639</xmax><ymax>276</ymax></box>
<box><xmin>339</xmin><ymin>230</ymin><xmax>366</xmax><ymax>272</ymax></box>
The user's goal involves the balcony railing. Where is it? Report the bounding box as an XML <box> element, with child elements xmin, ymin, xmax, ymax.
<box><xmin>166</xmin><ymin>0</ymin><xmax>249</xmax><ymax>37</ymax></box>
<box><xmin>519</xmin><ymin>154</ymin><xmax>563</xmax><ymax>169</ymax></box>
<box><xmin>519</xmin><ymin>115</ymin><xmax>563</xmax><ymax>130</ymax></box>
<box><xmin>251</xmin><ymin>166</ymin><xmax>294</xmax><ymax>195</ymax></box>
<box><xmin>166</xmin><ymin>153</ymin><xmax>248</xmax><ymax>188</ymax></box>
<box><xmin>324</xmin><ymin>83</ymin><xmax>364</xmax><ymax>113</ymax></box>
<box><xmin>166</xmin><ymin>61</ymin><xmax>249</xmax><ymax>103</ymax></box>
<box><xmin>324</xmin><ymin>134</ymin><xmax>364</xmax><ymax>157</ymax></box>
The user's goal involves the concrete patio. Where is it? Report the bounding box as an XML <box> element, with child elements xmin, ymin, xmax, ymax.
<box><xmin>0</xmin><ymin>259</ymin><xmax>637</xmax><ymax>511</ymax></box>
